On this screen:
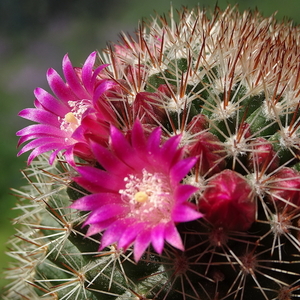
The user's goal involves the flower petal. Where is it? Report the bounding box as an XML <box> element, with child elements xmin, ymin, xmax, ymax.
<box><xmin>17</xmin><ymin>124</ymin><xmax>67</xmax><ymax>138</ymax></box>
<box><xmin>62</xmin><ymin>54</ymin><xmax>89</xmax><ymax>99</ymax></box>
<box><xmin>90</xmin><ymin>141</ymin><xmax>133</xmax><ymax>175</ymax></box>
<box><xmin>134</xmin><ymin>229</ymin><xmax>152</xmax><ymax>261</ymax></box>
<box><xmin>84</xmin><ymin>203</ymin><xmax>127</xmax><ymax>225</ymax></box>
<box><xmin>131</xmin><ymin>120</ymin><xmax>147</xmax><ymax>156</ymax></box>
<box><xmin>18</xmin><ymin>108</ymin><xmax>60</xmax><ymax>126</ymax></box>
<box><xmin>27</xmin><ymin>143</ymin><xmax>65</xmax><ymax>165</ymax></box>
<box><xmin>86</xmin><ymin>218</ymin><xmax>116</xmax><ymax>237</ymax></box>
<box><xmin>75</xmin><ymin>166</ymin><xmax>125</xmax><ymax>192</ymax></box>
<box><xmin>70</xmin><ymin>193</ymin><xmax>121</xmax><ymax>210</ymax></box>
<box><xmin>174</xmin><ymin>184</ymin><xmax>199</xmax><ymax>203</ymax></box>
<box><xmin>151</xmin><ymin>223</ymin><xmax>166</xmax><ymax>254</ymax></box>
<box><xmin>17</xmin><ymin>137</ymin><xmax>65</xmax><ymax>156</ymax></box>
<box><xmin>170</xmin><ymin>157</ymin><xmax>197</xmax><ymax>185</ymax></box>
<box><xmin>34</xmin><ymin>87</ymin><xmax>69</xmax><ymax>116</ymax></box>
<box><xmin>118</xmin><ymin>222</ymin><xmax>144</xmax><ymax>250</ymax></box>
<box><xmin>82</xmin><ymin>51</ymin><xmax>97</xmax><ymax>95</ymax></box>
<box><xmin>146</xmin><ymin>127</ymin><xmax>161</xmax><ymax>158</ymax></box>
<box><xmin>100</xmin><ymin>218</ymin><xmax>135</xmax><ymax>250</ymax></box>
<box><xmin>164</xmin><ymin>222</ymin><xmax>184</xmax><ymax>251</ymax></box>
<box><xmin>172</xmin><ymin>204</ymin><xmax>202</xmax><ymax>222</ymax></box>
<box><xmin>47</xmin><ymin>68</ymin><xmax>77</xmax><ymax>102</ymax></box>
<box><xmin>110</xmin><ymin>126</ymin><xmax>144</xmax><ymax>168</ymax></box>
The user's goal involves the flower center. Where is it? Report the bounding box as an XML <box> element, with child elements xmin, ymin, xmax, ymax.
<box><xmin>119</xmin><ymin>169</ymin><xmax>172</xmax><ymax>221</ymax></box>
<box><xmin>60</xmin><ymin>100</ymin><xmax>89</xmax><ymax>133</ymax></box>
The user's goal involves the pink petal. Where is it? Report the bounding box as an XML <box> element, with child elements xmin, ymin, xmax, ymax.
<box><xmin>161</xmin><ymin>134</ymin><xmax>182</xmax><ymax>162</ymax></box>
<box><xmin>27</xmin><ymin>143</ymin><xmax>66</xmax><ymax>165</ymax></box>
<box><xmin>134</xmin><ymin>229</ymin><xmax>152</xmax><ymax>261</ymax></box>
<box><xmin>63</xmin><ymin>54</ymin><xmax>89</xmax><ymax>99</ymax></box>
<box><xmin>93</xmin><ymin>80</ymin><xmax>116</xmax><ymax>105</ymax></box>
<box><xmin>172</xmin><ymin>204</ymin><xmax>203</xmax><ymax>222</ymax></box>
<box><xmin>91</xmin><ymin>64</ymin><xmax>109</xmax><ymax>85</ymax></box>
<box><xmin>47</xmin><ymin>68</ymin><xmax>77</xmax><ymax>102</ymax></box>
<box><xmin>174</xmin><ymin>184</ymin><xmax>199</xmax><ymax>203</ymax></box>
<box><xmin>131</xmin><ymin>120</ymin><xmax>147</xmax><ymax>155</ymax></box>
<box><xmin>110</xmin><ymin>126</ymin><xmax>144</xmax><ymax>168</ymax></box>
<box><xmin>49</xmin><ymin>147</ymin><xmax>68</xmax><ymax>165</ymax></box>
<box><xmin>17</xmin><ymin>124</ymin><xmax>67</xmax><ymax>138</ymax></box>
<box><xmin>18</xmin><ymin>108</ymin><xmax>60</xmax><ymax>126</ymax></box>
<box><xmin>80</xmin><ymin>114</ymin><xmax>110</xmax><ymax>138</ymax></box>
<box><xmin>63</xmin><ymin>146</ymin><xmax>76</xmax><ymax>166</ymax></box>
<box><xmin>17</xmin><ymin>135</ymin><xmax>38</xmax><ymax>146</ymax></box>
<box><xmin>70</xmin><ymin>193</ymin><xmax>121</xmax><ymax>210</ymax></box>
<box><xmin>90</xmin><ymin>141</ymin><xmax>133</xmax><ymax>175</ymax></box>
<box><xmin>151</xmin><ymin>223</ymin><xmax>166</xmax><ymax>254</ymax></box>
<box><xmin>170</xmin><ymin>157</ymin><xmax>197</xmax><ymax>184</ymax></box>
<box><xmin>34</xmin><ymin>87</ymin><xmax>69</xmax><ymax>116</ymax></box>
<box><xmin>84</xmin><ymin>203</ymin><xmax>127</xmax><ymax>225</ymax></box>
<box><xmin>82</xmin><ymin>51</ymin><xmax>97</xmax><ymax>94</ymax></box>
<box><xmin>146</xmin><ymin>127</ymin><xmax>161</xmax><ymax>157</ymax></box>
<box><xmin>74</xmin><ymin>177</ymin><xmax>110</xmax><ymax>194</ymax></box>
<box><xmin>100</xmin><ymin>218</ymin><xmax>134</xmax><ymax>250</ymax></box>
<box><xmin>86</xmin><ymin>218</ymin><xmax>116</xmax><ymax>237</ymax></box>
<box><xmin>118</xmin><ymin>222</ymin><xmax>144</xmax><ymax>250</ymax></box>
<box><xmin>75</xmin><ymin>166</ymin><xmax>124</xmax><ymax>192</ymax></box>
<box><xmin>17</xmin><ymin>137</ymin><xmax>65</xmax><ymax>155</ymax></box>
<box><xmin>164</xmin><ymin>222</ymin><xmax>184</xmax><ymax>251</ymax></box>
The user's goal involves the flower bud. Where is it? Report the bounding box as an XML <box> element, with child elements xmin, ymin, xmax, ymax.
<box><xmin>247</xmin><ymin>137</ymin><xmax>279</xmax><ymax>173</ymax></box>
<box><xmin>199</xmin><ymin>170</ymin><xmax>255</xmax><ymax>231</ymax></box>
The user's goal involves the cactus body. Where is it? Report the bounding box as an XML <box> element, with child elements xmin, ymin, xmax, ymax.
<box><xmin>5</xmin><ymin>6</ymin><xmax>300</xmax><ymax>300</ymax></box>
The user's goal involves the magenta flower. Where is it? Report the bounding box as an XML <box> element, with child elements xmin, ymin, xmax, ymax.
<box><xmin>70</xmin><ymin>120</ymin><xmax>202</xmax><ymax>261</ymax></box>
<box><xmin>16</xmin><ymin>51</ymin><xmax>116</xmax><ymax>165</ymax></box>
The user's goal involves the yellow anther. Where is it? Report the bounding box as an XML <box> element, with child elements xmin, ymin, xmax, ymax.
<box><xmin>134</xmin><ymin>191</ymin><xmax>148</xmax><ymax>203</ymax></box>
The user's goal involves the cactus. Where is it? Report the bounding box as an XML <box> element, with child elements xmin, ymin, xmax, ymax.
<box><xmin>5</xmin><ymin>5</ymin><xmax>300</xmax><ymax>300</ymax></box>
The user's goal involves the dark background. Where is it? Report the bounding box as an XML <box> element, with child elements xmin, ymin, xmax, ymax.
<box><xmin>1</xmin><ymin>0</ymin><xmax>300</xmax><ymax>293</ymax></box>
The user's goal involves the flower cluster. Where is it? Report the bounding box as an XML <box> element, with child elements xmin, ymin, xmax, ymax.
<box><xmin>17</xmin><ymin>51</ymin><xmax>205</xmax><ymax>260</ymax></box>
<box><xmin>16</xmin><ymin>6</ymin><xmax>300</xmax><ymax>274</ymax></box>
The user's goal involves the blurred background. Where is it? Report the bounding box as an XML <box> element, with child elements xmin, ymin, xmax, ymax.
<box><xmin>1</xmin><ymin>0</ymin><xmax>300</xmax><ymax>294</ymax></box>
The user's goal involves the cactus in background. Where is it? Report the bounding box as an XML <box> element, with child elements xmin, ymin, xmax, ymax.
<box><xmin>5</xmin><ymin>5</ymin><xmax>300</xmax><ymax>299</ymax></box>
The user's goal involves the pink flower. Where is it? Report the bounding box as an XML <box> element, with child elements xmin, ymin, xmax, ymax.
<box><xmin>70</xmin><ymin>120</ymin><xmax>202</xmax><ymax>261</ymax></box>
<box><xmin>17</xmin><ymin>51</ymin><xmax>115</xmax><ymax>165</ymax></box>
<box><xmin>199</xmin><ymin>170</ymin><xmax>255</xmax><ymax>231</ymax></box>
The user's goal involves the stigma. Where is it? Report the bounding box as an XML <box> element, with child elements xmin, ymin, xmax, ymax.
<box><xmin>64</xmin><ymin>112</ymin><xmax>78</xmax><ymax>124</ymax></box>
<box><xmin>134</xmin><ymin>191</ymin><xmax>149</xmax><ymax>203</ymax></box>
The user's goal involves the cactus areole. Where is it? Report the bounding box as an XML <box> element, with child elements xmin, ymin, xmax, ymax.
<box><xmin>6</xmin><ymin>5</ymin><xmax>300</xmax><ymax>300</ymax></box>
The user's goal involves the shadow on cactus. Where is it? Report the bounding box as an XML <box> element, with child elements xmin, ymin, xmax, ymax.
<box><xmin>5</xmin><ymin>5</ymin><xmax>300</xmax><ymax>300</ymax></box>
